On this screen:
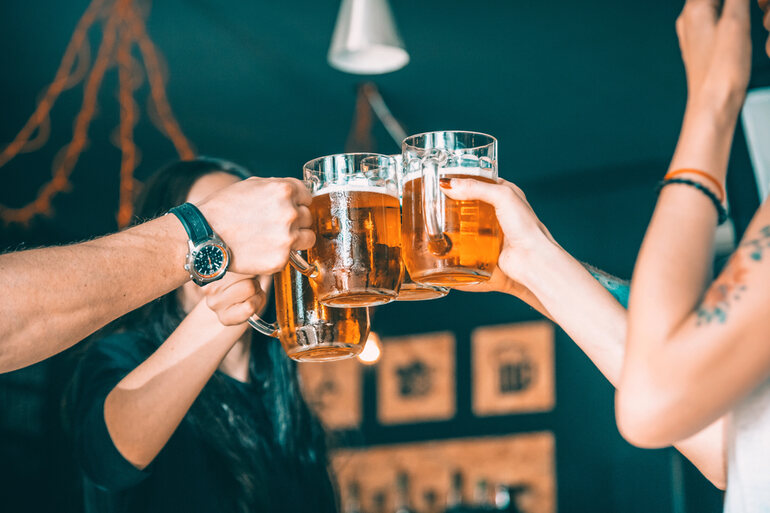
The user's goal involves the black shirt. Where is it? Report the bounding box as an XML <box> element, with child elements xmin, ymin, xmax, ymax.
<box><xmin>68</xmin><ymin>331</ymin><xmax>329</xmax><ymax>513</ymax></box>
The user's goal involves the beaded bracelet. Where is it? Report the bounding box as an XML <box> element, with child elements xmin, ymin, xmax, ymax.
<box><xmin>656</xmin><ymin>178</ymin><xmax>729</xmax><ymax>225</ymax></box>
<box><xmin>664</xmin><ymin>168</ymin><xmax>725</xmax><ymax>203</ymax></box>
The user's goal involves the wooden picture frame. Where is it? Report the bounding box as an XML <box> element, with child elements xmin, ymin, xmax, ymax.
<box><xmin>472</xmin><ymin>321</ymin><xmax>555</xmax><ymax>416</ymax></box>
<box><xmin>377</xmin><ymin>331</ymin><xmax>456</xmax><ymax>425</ymax></box>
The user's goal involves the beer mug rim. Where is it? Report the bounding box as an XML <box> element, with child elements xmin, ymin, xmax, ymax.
<box><xmin>402</xmin><ymin>130</ymin><xmax>497</xmax><ymax>151</ymax></box>
<box><xmin>302</xmin><ymin>152</ymin><xmax>396</xmax><ymax>175</ymax></box>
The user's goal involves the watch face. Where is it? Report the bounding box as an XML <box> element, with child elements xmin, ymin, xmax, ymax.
<box><xmin>193</xmin><ymin>244</ymin><xmax>227</xmax><ymax>279</ymax></box>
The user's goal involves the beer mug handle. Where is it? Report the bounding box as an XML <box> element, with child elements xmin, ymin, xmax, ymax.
<box><xmin>421</xmin><ymin>156</ymin><xmax>452</xmax><ymax>255</ymax></box>
<box><xmin>289</xmin><ymin>251</ymin><xmax>320</xmax><ymax>279</ymax></box>
<box><xmin>247</xmin><ymin>314</ymin><xmax>279</xmax><ymax>338</ymax></box>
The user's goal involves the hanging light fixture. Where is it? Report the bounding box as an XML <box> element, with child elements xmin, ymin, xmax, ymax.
<box><xmin>328</xmin><ymin>0</ymin><xmax>409</xmax><ymax>75</ymax></box>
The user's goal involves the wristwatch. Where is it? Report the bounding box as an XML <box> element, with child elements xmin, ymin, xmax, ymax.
<box><xmin>169</xmin><ymin>202</ymin><xmax>230</xmax><ymax>286</ymax></box>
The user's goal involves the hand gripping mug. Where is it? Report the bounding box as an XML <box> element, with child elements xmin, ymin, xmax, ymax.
<box><xmin>288</xmin><ymin>153</ymin><xmax>404</xmax><ymax>308</ymax></box>
<box><xmin>401</xmin><ymin>131</ymin><xmax>502</xmax><ymax>286</ymax></box>
<box><xmin>248</xmin><ymin>261</ymin><xmax>370</xmax><ymax>362</ymax></box>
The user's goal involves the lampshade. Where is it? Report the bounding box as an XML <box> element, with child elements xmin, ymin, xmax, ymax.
<box><xmin>328</xmin><ymin>0</ymin><xmax>409</xmax><ymax>75</ymax></box>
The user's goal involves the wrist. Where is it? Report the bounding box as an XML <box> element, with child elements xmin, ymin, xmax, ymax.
<box><xmin>686</xmin><ymin>86</ymin><xmax>743</xmax><ymax>129</ymax></box>
<box><xmin>195</xmin><ymin>199</ymin><xmax>227</xmax><ymax>244</ymax></box>
<box><xmin>503</xmin><ymin>232</ymin><xmax>564</xmax><ymax>289</ymax></box>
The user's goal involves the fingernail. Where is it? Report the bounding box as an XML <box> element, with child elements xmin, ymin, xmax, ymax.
<box><xmin>439</xmin><ymin>177</ymin><xmax>452</xmax><ymax>189</ymax></box>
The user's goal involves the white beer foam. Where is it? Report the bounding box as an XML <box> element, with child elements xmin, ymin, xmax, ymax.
<box><xmin>402</xmin><ymin>165</ymin><xmax>494</xmax><ymax>185</ymax></box>
<box><xmin>312</xmin><ymin>181</ymin><xmax>398</xmax><ymax>198</ymax></box>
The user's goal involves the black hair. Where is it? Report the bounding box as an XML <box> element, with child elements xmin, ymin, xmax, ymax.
<box><xmin>72</xmin><ymin>158</ymin><xmax>337</xmax><ymax>513</ymax></box>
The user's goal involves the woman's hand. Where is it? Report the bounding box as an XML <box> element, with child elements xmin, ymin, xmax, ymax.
<box><xmin>440</xmin><ymin>177</ymin><xmax>555</xmax><ymax>288</ymax></box>
<box><xmin>202</xmin><ymin>273</ymin><xmax>267</xmax><ymax>327</ymax></box>
<box><xmin>676</xmin><ymin>0</ymin><xmax>751</xmax><ymax>109</ymax></box>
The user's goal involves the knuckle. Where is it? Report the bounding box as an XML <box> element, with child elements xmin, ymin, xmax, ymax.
<box><xmin>238</xmin><ymin>281</ymin><xmax>256</xmax><ymax>301</ymax></box>
<box><xmin>501</xmin><ymin>187</ymin><xmax>517</xmax><ymax>201</ymax></box>
<box><xmin>283</xmin><ymin>207</ymin><xmax>299</xmax><ymax>225</ymax></box>
<box><xmin>266</xmin><ymin>253</ymin><xmax>288</xmax><ymax>273</ymax></box>
<box><xmin>216</xmin><ymin>310</ymin><xmax>231</xmax><ymax>325</ymax></box>
<box><xmin>205</xmin><ymin>294</ymin><xmax>220</xmax><ymax>311</ymax></box>
<box><xmin>273</xmin><ymin>181</ymin><xmax>294</xmax><ymax>199</ymax></box>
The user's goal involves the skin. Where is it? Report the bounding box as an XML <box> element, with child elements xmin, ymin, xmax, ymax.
<box><xmin>616</xmin><ymin>0</ymin><xmax>770</xmax><ymax>449</ymax></box>
<box><xmin>440</xmin><ymin>0</ymin><xmax>770</xmax><ymax>488</ymax></box>
<box><xmin>0</xmin><ymin>174</ymin><xmax>313</xmax><ymax>373</ymax></box>
<box><xmin>104</xmin><ymin>172</ymin><xmax>273</xmax><ymax>470</ymax></box>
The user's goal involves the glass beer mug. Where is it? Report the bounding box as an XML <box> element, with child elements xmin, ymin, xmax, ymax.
<box><xmin>392</xmin><ymin>155</ymin><xmax>449</xmax><ymax>302</ymax></box>
<box><xmin>289</xmin><ymin>153</ymin><xmax>403</xmax><ymax>308</ymax></box>
<box><xmin>401</xmin><ymin>131</ymin><xmax>502</xmax><ymax>286</ymax></box>
<box><xmin>248</xmin><ymin>261</ymin><xmax>370</xmax><ymax>362</ymax></box>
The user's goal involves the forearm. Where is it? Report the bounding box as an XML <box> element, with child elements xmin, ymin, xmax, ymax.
<box><xmin>517</xmin><ymin>240</ymin><xmax>627</xmax><ymax>385</ymax></box>
<box><xmin>627</xmin><ymin>100</ymin><xmax>737</xmax><ymax>346</ymax></box>
<box><xmin>104</xmin><ymin>301</ymin><xmax>244</xmax><ymax>469</ymax></box>
<box><xmin>513</xmin><ymin>241</ymin><xmax>727</xmax><ymax>487</ymax></box>
<box><xmin>618</xmin><ymin>98</ymin><xmax>742</xmax><ymax>441</ymax></box>
<box><xmin>0</xmin><ymin>215</ymin><xmax>188</xmax><ymax>372</ymax></box>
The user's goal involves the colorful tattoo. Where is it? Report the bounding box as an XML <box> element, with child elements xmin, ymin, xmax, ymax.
<box><xmin>696</xmin><ymin>225</ymin><xmax>770</xmax><ymax>325</ymax></box>
<box><xmin>584</xmin><ymin>264</ymin><xmax>630</xmax><ymax>308</ymax></box>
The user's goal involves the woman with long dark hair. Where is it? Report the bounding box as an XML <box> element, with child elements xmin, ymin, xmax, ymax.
<box><xmin>66</xmin><ymin>158</ymin><xmax>337</xmax><ymax>513</ymax></box>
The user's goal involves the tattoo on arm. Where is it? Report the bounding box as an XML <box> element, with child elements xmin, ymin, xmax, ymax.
<box><xmin>697</xmin><ymin>225</ymin><xmax>770</xmax><ymax>325</ymax></box>
<box><xmin>584</xmin><ymin>263</ymin><xmax>630</xmax><ymax>309</ymax></box>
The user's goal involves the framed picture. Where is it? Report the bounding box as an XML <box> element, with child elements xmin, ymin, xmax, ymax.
<box><xmin>332</xmin><ymin>432</ymin><xmax>556</xmax><ymax>513</ymax></box>
<box><xmin>298</xmin><ymin>357</ymin><xmax>362</xmax><ymax>430</ymax></box>
<box><xmin>377</xmin><ymin>331</ymin><xmax>455</xmax><ymax>425</ymax></box>
<box><xmin>472</xmin><ymin>321</ymin><xmax>555</xmax><ymax>416</ymax></box>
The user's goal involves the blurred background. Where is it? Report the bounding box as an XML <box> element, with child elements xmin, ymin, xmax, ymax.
<box><xmin>1</xmin><ymin>1</ymin><xmax>769</xmax><ymax>512</ymax></box>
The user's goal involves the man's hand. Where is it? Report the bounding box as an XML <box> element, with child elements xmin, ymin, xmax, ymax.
<box><xmin>197</xmin><ymin>177</ymin><xmax>315</xmax><ymax>275</ymax></box>
<box><xmin>202</xmin><ymin>273</ymin><xmax>266</xmax><ymax>327</ymax></box>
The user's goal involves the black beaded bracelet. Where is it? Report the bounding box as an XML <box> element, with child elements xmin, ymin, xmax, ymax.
<box><xmin>656</xmin><ymin>178</ymin><xmax>728</xmax><ymax>225</ymax></box>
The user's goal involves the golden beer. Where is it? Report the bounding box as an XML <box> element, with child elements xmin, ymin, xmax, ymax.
<box><xmin>308</xmin><ymin>187</ymin><xmax>403</xmax><ymax>307</ymax></box>
<box><xmin>402</xmin><ymin>173</ymin><xmax>501</xmax><ymax>286</ymax></box>
<box><xmin>271</xmin><ymin>263</ymin><xmax>370</xmax><ymax>362</ymax></box>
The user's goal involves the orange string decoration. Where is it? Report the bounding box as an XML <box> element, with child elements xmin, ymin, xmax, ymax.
<box><xmin>0</xmin><ymin>0</ymin><xmax>195</xmax><ymax>228</ymax></box>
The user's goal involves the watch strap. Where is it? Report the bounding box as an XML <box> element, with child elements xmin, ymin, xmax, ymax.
<box><xmin>169</xmin><ymin>203</ymin><xmax>214</xmax><ymax>245</ymax></box>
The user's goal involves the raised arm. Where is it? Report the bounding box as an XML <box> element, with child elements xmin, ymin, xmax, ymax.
<box><xmin>0</xmin><ymin>177</ymin><xmax>313</xmax><ymax>373</ymax></box>
<box><xmin>103</xmin><ymin>273</ymin><xmax>262</xmax><ymax>470</ymax></box>
<box><xmin>617</xmin><ymin>0</ymin><xmax>770</xmax><ymax>448</ymax></box>
<box><xmin>441</xmin><ymin>179</ymin><xmax>726</xmax><ymax>488</ymax></box>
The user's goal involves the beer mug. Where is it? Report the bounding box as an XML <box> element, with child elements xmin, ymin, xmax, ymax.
<box><xmin>398</xmin><ymin>266</ymin><xmax>450</xmax><ymax>301</ymax></box>
<box><xmin>401</xmin><ymin>131</ymin><xmax>501</xmax><ymax>286</ymax></box>
<box><xmin>289</xmin><ymin>153</ymin><xmax>403</xmax><ymax>308</ymax></box>
<box><xmin>392</xmin><ymin>155</ymin><xmax>449</xmax><ymax>302</ymax></box>
<box><xmin>248</xmin><ymin>262</ymin><xmax>370</xmax><ymax>362</ymax></box>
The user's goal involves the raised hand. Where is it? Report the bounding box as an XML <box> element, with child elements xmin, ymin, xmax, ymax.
<box><xmin>197</xmin><ymin>177</ymin><xmax>315</xmax><ymax>275</ymax></box>
<box><xmin>676</xmin><ymin>0</ymin><xmax>751</xmax><ymax>107</ymax></box>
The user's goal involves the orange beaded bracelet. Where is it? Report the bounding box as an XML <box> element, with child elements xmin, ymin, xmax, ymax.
<box><xmin>663</xmin><ymin>169</ymin><xmax>725</xmax><ymax>203</ymax></box>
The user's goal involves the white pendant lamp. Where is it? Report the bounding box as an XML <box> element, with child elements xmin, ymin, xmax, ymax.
<box><xmin>328</xmin><ymin>0</ymin><xmax>409</xmax><ymax>75</ymax></box>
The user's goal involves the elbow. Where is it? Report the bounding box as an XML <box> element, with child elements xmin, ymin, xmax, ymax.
<box><xmin>615</xmin><ymin>389</ymin><xmax>680</xmax><ymax>449</ymax></box>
